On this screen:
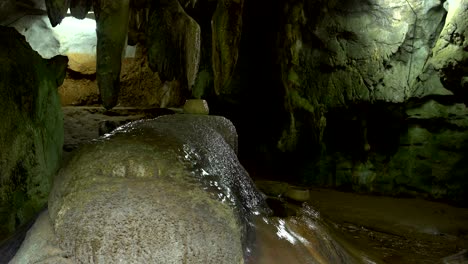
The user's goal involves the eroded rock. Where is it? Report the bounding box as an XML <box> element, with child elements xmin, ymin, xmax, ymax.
<box><xmin>45</xmin><ymin>0</ymin><xmax>70</xmax><ymax>27</ymax></box>
<box><xmin>12</xmin><ymin>115</ymin><xmax>267</xmax><ymax>263</ymax></box>
<box><xmin>0</xmin><ymin>26</ymin><xmax>66</xmax><ymax>240</ymax></box>
<box><xmin>147</xmin><ymin>0</ymin><xmax>201</xmax><ymax>89</ymax></box>
<box><xmin>212</xmin><ymin>0</ymin><xmax>244</xmax><ymax>95</ymax></box>
<box><xmin>93</xmin><ymin>0</ymin><xmax>131</xmax><ymax>109</ymax></box>
<box><xmin>70</xmin><ymin>0</ymin><xmax>92</xmax><ymax>19</ymax></box>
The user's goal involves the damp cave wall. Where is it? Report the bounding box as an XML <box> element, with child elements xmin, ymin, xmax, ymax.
<box><xmin>213</xmin><ymin>0</ymin><xmax>468</xmax><ymax>205</ymax></box>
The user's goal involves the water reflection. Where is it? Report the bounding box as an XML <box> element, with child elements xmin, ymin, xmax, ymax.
<box><xmin>250</xmin><ymin>205</ymin><xmax>377</xmax><ymax>264</ymax></box>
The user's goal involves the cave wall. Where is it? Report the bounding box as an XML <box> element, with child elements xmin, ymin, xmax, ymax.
<box><xmin>0</xmin><ymin>27</ymin><xmax>66</xmax><ymax>239</ymax></box>
<box><xmin>207</xmin><ymin>0</ymin><xmax>467</xmax><ymax>204</ymax></box>
<box><xmin>260</xmin><ymin>0</ymin><xmax>468</xmax><ymax>203</ymax></box>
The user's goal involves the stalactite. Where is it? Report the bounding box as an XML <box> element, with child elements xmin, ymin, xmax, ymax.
<box><xmin>44</xmin><ymin>0</ymin><xmax>70</xmax><ymax>26</ymax></box>
<box><xmin>70</xmin><ymin>0</ymin><xmax>92</xmax><ymax>19</ymax></box>
<box><xmin>93</xmin><ymin>0</ymin><xmax>131</xmax><ymax>109</ymax></box>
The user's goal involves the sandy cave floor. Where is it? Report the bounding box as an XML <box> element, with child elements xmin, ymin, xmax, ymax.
<box><xmin>63</xmin><ymin>106</ymin><xmax>468</xmax><ymax>264</ymax></box>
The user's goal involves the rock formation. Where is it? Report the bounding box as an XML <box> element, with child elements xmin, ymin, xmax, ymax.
<box><xmin>93</xmin><ymin>0</ymin><xmax>131</xmax><ymax>109</ymax></box>
<box><xmin>0</xmin><ymin>27</ymin><xmax>66</xmax><ymax>239</ymax></box>
<box><xmin>239</xmin><ymin>0</ymin><xmax>468</xmax><ymax>204</ymax></box>
<box><xmin>11</xmin><ymin>114</ymin><xmax>268</xmax><ymax>263</ymax></box>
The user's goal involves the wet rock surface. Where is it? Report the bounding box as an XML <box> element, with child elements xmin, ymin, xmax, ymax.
<box><xmin>0</xmin><ymin>27</ymin><xmax>66</xmax><ymax>241</ymax></box>
<box><xmin>12</xmin><ymin>114</ymin><xmax>267</xmax><ymax>263</ymax></box>
<box><xmin>256</xmin><ymin>180</ymin><xmax>468</xmax><ymax>263</ymax></box>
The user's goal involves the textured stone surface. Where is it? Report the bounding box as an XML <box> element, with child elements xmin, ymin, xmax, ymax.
<box><xmin>69</xmin><ymin>0</ymin><xmax>92</xmax><ymax>19</ymax></box>
<box><xmin>93</xmin><ymin>0</ymin><xmax>130</xmax><ymax>109</ymax></box>
<box><xmin>44</xmin><ymin>0</ymin><xmax>69</xmax><ymax>27</ymax></box>
<box><xmin>0</xmin><ymin>26</ymin><xmax>65</xmax><ymax>240</ymax></box>
<box><xmin>58</xmin><ymin>54</ymin><xmax>183</xmax><ymax>108</ymax></box>
<box><xmin>13</xmin><ymin>115</ymin><xmax>266</xmax><ymax>263</ymax></box>
<box><xmin>147</xmin><ymin>0</ymin><xmax>201</xmax><ymax>89</ymax></box>
<box><xmin>304</xmin><ymin>100</ymin><xmax>468</xmax><ymax>204</ymax></box>
<box><xmin>277</xmin><ymin>0</ymin><xmax>452</xmax><ymax>150</ymax></box>
<box><xmin>427</xmin><ymin>0</ymin><xmax>468</xmax><ymax>101</ymax></box>
<box><xmin>9</xmin><ymin>210</ymin><xmax>71</xmax><ymax>264</ymax></box>
<box><xmin>183</xmin><ymin>99</ymin><xmax>210</xmax><ymax>114</ymax></box>
<box><xmin>212</xmin><ymin>0</ymin><xmax>244</xmax><ymax>96</ymax></box>
<box><xmin>261</xmin><ymin>0</ymin><xmax>468</xmax><ymax>203</ymax></box>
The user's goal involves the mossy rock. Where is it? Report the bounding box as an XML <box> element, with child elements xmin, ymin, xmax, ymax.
<box><xmin>0</xmin><ymin>26</ymin><xmax>66</xmax><ymax>240</ymax></box>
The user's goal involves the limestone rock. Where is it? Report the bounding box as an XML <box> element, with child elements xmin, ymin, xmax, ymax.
<box><xmin>0</xmin><ymin>26</ymin><xmax>65</xmax><ymax>240</ymax></box>
<box><xmin>284</xmin><ymin>186</ymin><xmax>310</xmax><ymax>202</ymax></box>
<box><xmin>147</xmin><ymin>0</ymin><xmax>201</xmax><ymax>89</ymax></box>
<box><xmin>276</xmin><ymin>0</ymin><xmax>452</xmax><ymax>152</ymax></box>
<box><xmin>212</xmin><ymin>0</ymin><xmax>244</xmax><ymax>95</ymax></box>
<box><xmin>93</xmin><ymin>0</ymin><xmax>131</xmax><ymax>109</ymax></box>
<box><xmin>9</xmin><ymin>210</ymin><xmax>71</xmax><ymax>264</ymax></box>
<box><xmin>58</xmin><ymin>78</ymin><xmax>100</xmax><ymax>106</ymax></box>
<box><xmin>66</xmin><ymin>53</ymin><xmax>96</xmax><ymax>75</ymax></box>
<box><xmin>310</xmin><ymin>100</ymin><xmax>468</xmax><ymax>204</ymax></box>
<box><xmin>69</xmin><ymin>0</ymin><xmax>92</xmax><ymax>19</ymax></box>
<box><xmin>119</xmin><ymin>56</ymin><xmax>178</xmax><ymax>108</ymax></box>
<box><xmin>14</xmin><ymin>115</ymin><xmax>267</xmax><ymax>263</ymax></box>
<box><xmin>183</xmin><ymin>99</ymin><xmax>209</xmax><ymax>115</ymax></box>
<box><xmin>427</xmin><ymin>0</ymin><xmax>468</xmax><ymax>102</ymax></box>
<box><xmin>45</xmin><ymin>0</ymin><xmax>70</xmax><ymax>27</ymax></box>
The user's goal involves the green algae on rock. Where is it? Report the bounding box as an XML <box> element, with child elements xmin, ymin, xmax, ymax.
<box><xmin>0</xmin><ymin>26</ymin><xmax>66</xmax><ymax>240</ymax></box>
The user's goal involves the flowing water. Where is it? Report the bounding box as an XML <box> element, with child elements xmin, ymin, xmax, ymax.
<box><xmin>248</xmin><ymin>205</ymin><xmax>377</xmax><ymax>264</ymax></box>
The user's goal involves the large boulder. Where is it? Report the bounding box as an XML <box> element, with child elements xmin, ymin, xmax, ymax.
<box><xmin>11</xmin><ymin>114</ymin><xmax>268</xmax><ymax>263</ymax></box>
<box><xmin>0</xmin><ymin>27</ymin><xmax>66</xmax><ymax>240</ymax></box>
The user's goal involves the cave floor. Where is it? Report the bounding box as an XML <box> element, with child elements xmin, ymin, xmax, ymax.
<box><xmin>307</xmin><ymin>188</ymin><xmax>468</xmax><ymax>263</ymax></box>
<box><xmin>62</xmin><ymin>106</ymin><xmax>468</xmax><ymax>263</ymax></box>
<box><xmin>255</xmin><ymin>179</ymin><xmax>468</xmax><ymax>264</ymax></box>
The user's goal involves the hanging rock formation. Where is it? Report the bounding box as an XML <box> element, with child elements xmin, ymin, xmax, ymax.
<box><xmin>41</xmin><ymin>0</ymin><xmax>132</xmax><ymax>109</ymax></box>
<box><xmin>212</xmin><ymin>0</ymin><xmax>244</xmax><ymax>95</ymax></box>
<box><xmin>70</xmin><ymin>0</ymin><xmax>92</xmax><ymax>19</ymax></box>
<box><xmin>93</xmin><ymin>0</ymin><xmax>131</xmax><ymax>109</ymax></box>
<box><xmin>44</xmin><ymin>0</ymin><xmax>70</xmax><ymax>26</ymax></box>
<box><xmin>11</xmin><ymin>115</ymin><xmax>268</xmax><ymax>263</ymax></box>
<box><xmin>147</xmin><ymin>0</ymin><xmax>201</xmax><ymax>90</ymax></box>
<box><xmin>0</xmin><ymin>27</ymin><xmax>66</xmax><ymax>240</ymax></box>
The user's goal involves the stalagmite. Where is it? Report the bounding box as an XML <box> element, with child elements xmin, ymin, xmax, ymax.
<box><xmin>70</xmin><ymin>0</ymin><xmax>92</xmax><ymax>19</ymax></box>
<box><xmin>211</xmin><ymin>0</ymin><xmax>244</xmax><ymax>95</ymax></box>
<box><xmin>93</xmin><ymin>0</ymin><xmax>130</xmax><ymax>109</ymax></box>
<box><xmin>44</xmin><ymin>0</ymin><xmax>70</xmax><ymax>26</ymax></box>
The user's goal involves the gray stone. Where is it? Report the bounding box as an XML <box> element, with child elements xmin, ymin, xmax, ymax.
<box><xmin>14</xmin><ymin>115</ymin><xmax>267</xmax><ymax>263</ymax></box>
<box><xmin>44</xmin><ymin>0</ymin><xmax>70</xmax><ymax>27</ymax></box>
<box><xmin>9</xmin><ymin>210</ymin><xmax>71</xmax><ymax>264</ymax></box>
<box><xmin>183</xmin><ymin>99</ymin><xmax>209</xmax><ymax>115</ymax></box>
<box><xmin>69</xmin><ymin>0</ymin><xmax>92</xmax><ymax>19</ymax></box>
<box><xmin>147</xmin><ymin>0</ymin><xmax>201</xmax><ymax>89</ymax></box>
<box><xmin>93</xmin><ymin>0</ymin><xmax>131</xmax><ymax>109</ymax></box>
